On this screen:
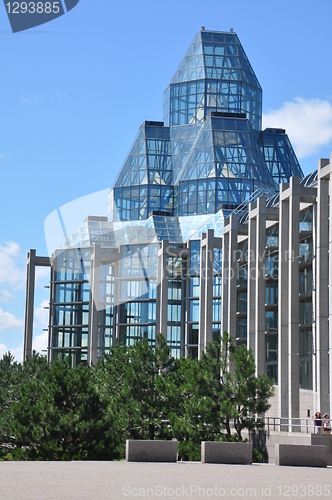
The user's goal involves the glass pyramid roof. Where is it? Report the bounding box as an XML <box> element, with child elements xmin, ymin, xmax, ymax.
<box><xmin>259</xmin><ymin>128</ymin><xmax>303</xmax><ymax>187</ymax></box>
<box><xmin>164</xmin><ymin>29</ymin><xmax>262</xmax><ymax>131</ymax></box>
<box><xmin>112</xmin><ymin>122</ymin><xmax>173</xmax><ymax>222</ymax></box>
<box><xmin>107</xmin><ymin>29</ymin><xmax>303</xmax><ymax>224</ymax></box>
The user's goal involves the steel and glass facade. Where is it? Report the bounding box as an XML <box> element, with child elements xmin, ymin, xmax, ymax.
<box><xmin>221</xmin><ymin>163</ymin><xmax>332</xmax><ymax>420</ymax></box>
<box><xmin>26</xmin><ymin>29</ymin><xmax>324</xmax><ymax>420</ymax></box>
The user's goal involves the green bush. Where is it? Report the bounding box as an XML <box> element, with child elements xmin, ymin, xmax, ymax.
<box><xmin>0</xmin><ymin>334</ymin><xmax>274</xmax><ymax>461</ymax></box>
<box><xmin>253</xmin><ymin>447</ymin><xmax>268</xmax><ymax>463</ymax></box>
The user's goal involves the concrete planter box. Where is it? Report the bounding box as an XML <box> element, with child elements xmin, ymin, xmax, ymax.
<box><xmin>275</xmin><ymin>444</ymin><xmax>327</xmax><ymax>467</ymax></box>
<box><xmin>201</xmin><ymin>441</ymin><xmax>253</xmax><ymax>464</ymax></box>
<box><xmin>311</xmin><ymin>434</ymin><xmax>332</xmax><ymax>466</ymax></box>
<box><xmin>126</xmin><ymin>440</ymin><xmax>178</xmax><ymax>462</ymax></box>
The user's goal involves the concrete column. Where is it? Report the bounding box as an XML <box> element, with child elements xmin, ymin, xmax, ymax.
<box><xmin>278</xmin><ymin>192</ymin><xmax>289</xmax><ymax>424</ymax></box>
<box><xmin>184</xmin><ymin>242</ymin><xmax>191</xmax><ymax>358</ymax></box>
<box><xmin>255</xmin><ymin>198</ymin><xmax>266</xmax><ymax>376</ymax></box>
<box><xmin>329</xmin><ymin>172</ymin><xmax>332</xmax><ymax>415</ymax></box>
<box><xmin>157</xmin><ymin>240</ymin><xmax>169</xmax><ymax>342</ymax></box>
<box><xmin>221</xmin><ymin>231</ymin><xmax>229</xmax><ymax>336</ymax></box>
<box><xmin>88</xmin><ymin>246</ymin><xmax>101</xmax><ymax>366</ymax></box>
<box><xmin>199</xmin><ymin>233</ymin><xmax>206</xmax><ymax>357</ymax></box>
<box><xmin>288</xmin><ymin>178</ymin><xmax>300</xmax><ymax>425</ymax></box>
<box><xmin>181</xmin><ymin>248</ymin><xmax>188</xmax><ymax>358</ymax></box>
<box><xmin>228</xmin><ymin>216</ymin><xmax>238</xmax><ymax>341</ymax></box>
<box><xmin>24</xmin><ymin>250</ymin><xmax>36</xmax><ymax>361</ymax></box>
<box><xmin>156</xmin><ymin>243</ymin><xmax>162</xmax><ymax>340</ymax></box>
<box><xmin>311</xmin><ymin>202</ymin><xmax>318</xmax><ymax>415</ymax></box>
<box><xmin>204</xmin><ymin>229</ymin><xmax>214</xmax><ymax>348</ymax></box>
<box><xmin>47</xmin><ymin>265</ymin><xmax>54</xmax><ymax>363</ymax></box>
<box><xmin>247</xmin><ymin>207</ymin><xmax>256</xmax><ymax>354</ymax></box>
<box><xmin>113</xmin><ymin>260</ymin><xmax>121</xmax><ymax>341</ymax></box>
<box><xmin>316</xmin><ymin>174</ymin><xmax>329</xmax><ymax>414</ymax></box>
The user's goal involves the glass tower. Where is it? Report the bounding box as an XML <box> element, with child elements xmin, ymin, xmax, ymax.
<box><xmin>110</xmin><ymin>29</ymin><xmax>302</xmax><ymax>223</ymax></box>
<box><xmin>43</xmin><ymin>29</ymin><xmax>303</xmax><ymax>366</ymax></box>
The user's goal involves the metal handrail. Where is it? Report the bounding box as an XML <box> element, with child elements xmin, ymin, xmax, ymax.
<box><xmin>264</xmin><ymin>417</ymin><xmax>322</xmax><ymax>434</ymax></box>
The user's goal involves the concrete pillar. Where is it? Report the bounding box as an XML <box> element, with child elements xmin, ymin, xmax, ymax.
<box><xmin>278</xmin><ymin>192</ymin><xmax>289</xmax><ymax>424</ymax></box>
<box><xmin>247</xmin><ymin>209</ymin><xmax>256</xmax><ymax>354</ymax></box>
<box><xmin>47</xmin><ymin>265</ymin><xmax>55</xmax><ymax>363</ymax></box>
<box><xmin>312</xmin><ymin>202</ymin><xmax>317</xmax><ymax>415</ymax></box>
<box><xmin>255</xmin><ymin>198</ymin><xmax>266</xmax><ymax>376</ymax></box>
<box><xmin>184</xmin><ymin>242</ymin><xmax>191</xmax><ymax>358</ymax></box>
<box><xmin>114</xmin><ymin>260</ymin><xmax>121</xmax><ymax>341</ymax></box>
<box><xmin>88</xmin><ymin>246</ymin><xmax>101</xmax><ymax>366</ymax></box>
<box><xmin>228</xmin><ymin>216</ymin><xmax>238</xmax><ymax>340</ymax></box>
<box><xmin>24</xmin><ymin>250</ymin><xmax>36</xmax><ymax>361</ymax></box>
<box><xmin>157</xmin><ymin>240</ymin><xmax>169</xmax><ymax>342</ymax></box>
<box><xmin>199</xmin><ymin>233</ymin><xmax>206</xmax><ymax>356</ymax></box>
<box><xmin>181</xmin><ymin>248</ymin><xmax>188</xmax><ymax>358</ymax></box>
<box><xmin>288</xmin><ymin>178</ymin><xmax>300</xmax><ymax>425</ymax></box>
<box><xmin>316</xmin><ymin>173</ymin><xmax>329</xmax><ymax>414</ymax></box>
<box><xmin>221</xmin><ymin>231</ymin><xmax>229</xmax><ymax>337</ymax></box>
<box><xmin>204</xmin><ymin>229</ymin><xmax>214</xmax><ymax>348</ymax></box>
<box><xmin>329</xmin><ymin>171</ymin><xmax>332</xmax><ymax>415</ymax></box>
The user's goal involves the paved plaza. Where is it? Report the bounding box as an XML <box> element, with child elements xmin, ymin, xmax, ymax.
<box><xmin>0</xmin><ymin>461</ymin><xmax>331</xmax><ymax>500</ymax></box>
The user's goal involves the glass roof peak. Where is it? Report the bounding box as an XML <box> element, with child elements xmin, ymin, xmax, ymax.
<box><xmin>108</xmin><ymin>29</ymin><xmax>303</xmax><ymax>224</ymax></box>
<box><xmin>163</xmin><ymin>28</ymin><xmax>262</xmax><ymax>130</ymax></box>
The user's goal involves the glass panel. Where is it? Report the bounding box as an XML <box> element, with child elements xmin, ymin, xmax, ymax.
<box><xmin>189</xmin><ymin>241</ymin><xmax>201</xmax><ymax>275</ymax></box>
<box><xmin>265</xmin><ymin>254</ymin><xmax>278</xmax><ymax>276</ymax></box>
<box><xmin>237</xmin><ymin>292</ymin><xmax>247</xmax><ymax>313</ymax></box>
<box><xmin>299</xmin><ymin>268</ymin><xmax>312</xmax><ymax>295</ymax></box>
<box><xmin>266</xmin><ymin>311</ymin><xmax>277</xmax><ymax>332</ymax></box>
<box><xmin>189</xmin><ymin>300</ymin><xmax>199</xmax><ymax>322</ymax></box>
<box><xmin>300</xmin><ymin>359</ymin><xmax>312</xmax><ymax>390</ymax></box>
<box><xmin>266</xmin><ymin>337</ymin><xmax>278</xmax><ymax>362</ymax></box>
<box><xmin>188</xmin><ymin>324</ymin><xmax>199</xmax><ymax>345</ymax></box>
<box><xmin>299</xmin><ymin>301</ymin><xmax>313</xmax><ymax>325</ymax></box>
<box><xmin>237</xmin><ymin>317</ymin><xmax>247</xmax><ymax>339</ymax></box>
<box><xmin>189</xmin><ymin>277</ymin><xmax>200</xmax><ymax>298</ymax></box>
<box><xmin>265</xmin><ymin>284</ymin><xmax>278</xmax><ymax>305</ymax></box>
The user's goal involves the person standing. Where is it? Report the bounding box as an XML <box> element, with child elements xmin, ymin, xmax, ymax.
<box><xmin>313</xmin><ymin>411</ymin><xmax>323</xmax><ymax>434</ymax></box>
<box><xmin>322</xmin><ymin>413</ymin><xmax>331</xmax><ymax>435</ymax></box>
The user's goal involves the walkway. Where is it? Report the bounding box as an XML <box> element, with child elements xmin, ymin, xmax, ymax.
<box><xmin>1</xmin><ymin>461</ymin><xmax>331</xmax><ymax>499</ymax></box>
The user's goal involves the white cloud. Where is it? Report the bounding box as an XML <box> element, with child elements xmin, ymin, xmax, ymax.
<box><xmin>53</xmin><ymin>90</ymin><xmax>67</xmax><ymax>100</ymax></box>
<box><xmin>32</xmin><ymin>300</ymin><xmax>49</xmax><ymax>355</ymax></box>
<box><xmin>263</xmin><ymin>98</ymin><xmax>332</xmax><ymax>159</ymax></box>
<box><xmin>8</xmin><ymin>343</ymin><xmax>23</xmax><ymax>363</ymax></box>
<box><xmin>35</xmin><ymin>266</ymin><xmax>51</xmax><ymax>289</ymax></box>
<box><xmin>34</xmin><ymin>299</ymin><xmax>49</xmax><ymax>328</ymax></box>
<box><xmin>0</xmin><ymin>299</ymin><xmax>48</xmax><ymax>359</ymax></box>
<box><xmin>20</xmin><ymin>96</ymin><xmax>32</xmax><ymax>106</ymax></box>
<box><xmin>0</xmin><ymin>241</ymin><xmax>25</xmax><ymax>291</ymax></box>
<box><xmin>20</xmin><ymin>94</ymin><xmax>40</xmax><ymax>106</ymax></box>
<box><xmin>0</xmin><ymin>308</ymin><xmax>24</xmax><ymax>332</ymax></box>
<box><xmin>33</xmin><ymin>331</ymin><xmax>48</xmax><ymax>354</ymax></box>
<box><xmin>0</xmin><ymin>341</ymin><xmax>35</xmax><ymax>363</ymax></box>
<box><xmin>0</xmin><ymin>289</ymin><xmax>16</xmax><ymax>303</ymax></box>
<box><xmin>0</xmin><ymin>343</ymin><xmax>8</xmax><ymax>358</ymax></box>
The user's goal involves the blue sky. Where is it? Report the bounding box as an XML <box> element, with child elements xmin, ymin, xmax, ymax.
<box><xmin>1</xmin><ymin>0</ymin><xmax>332</xmax><ymax>359</ymax></box>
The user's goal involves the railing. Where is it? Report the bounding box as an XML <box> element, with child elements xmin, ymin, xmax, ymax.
<box><xmin>265</xmin><ymin>417</ymin><xmax>320</xmax><ymax>434</ymax></box>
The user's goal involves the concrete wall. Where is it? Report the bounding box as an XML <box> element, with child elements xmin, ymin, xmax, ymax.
<box><xmin>201</xmin><ymin>441</ymin><xmax>252</xmax><ymax>464</ymax></box>
<box><xmin>311</xmin><ymin>434</ymin><xmax>332</xmax><ymax>466</ymax></box>
<box><xmin>126</xmin><ymin>440</ymin><xmax>178</xmax><ymax>462</ymax></box>
<box><xmin>266</xmin><ymin>386</ymin><xmax>317</xmax><ymax>421</ymax></box>
<box><xmin>250</xmin><ymin>430</ymin><xmax>332</xmax><ymax>465</ymax></box>
<box><xmin>276</xmin><ymin>444</ymin><xmax>327</xmax><ymax>467</ymax></box>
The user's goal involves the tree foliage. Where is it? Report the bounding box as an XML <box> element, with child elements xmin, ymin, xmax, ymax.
<box><xmin>0</xmin><ymin>334</ymin><xmax>273</xmax><ymax>461</ymax></box>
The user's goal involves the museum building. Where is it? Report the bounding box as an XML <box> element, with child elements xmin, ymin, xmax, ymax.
<box><xmin>24</xmin><ymin>29</ymin><xmax>332</xmax><ymax>419</ymax></box>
